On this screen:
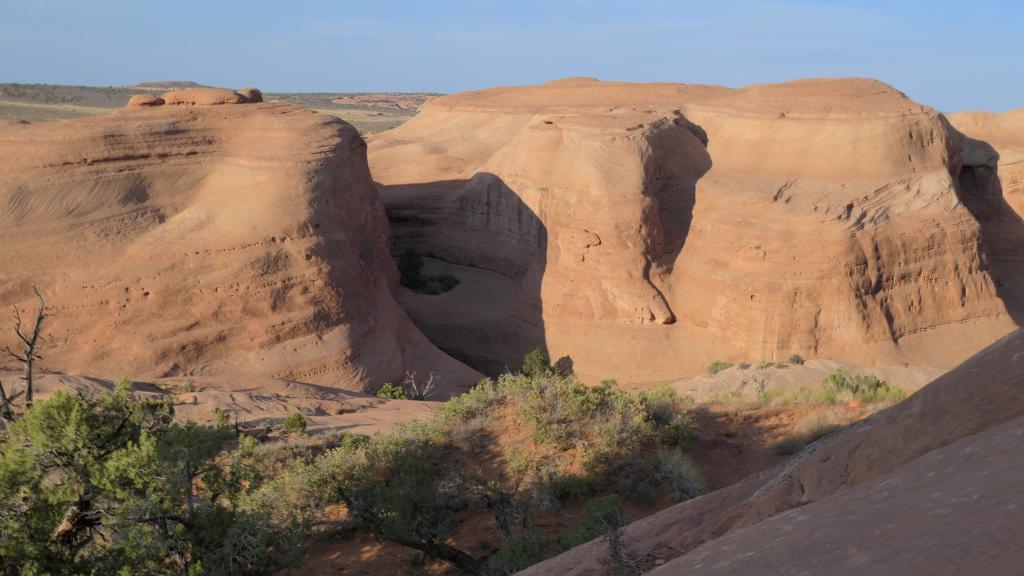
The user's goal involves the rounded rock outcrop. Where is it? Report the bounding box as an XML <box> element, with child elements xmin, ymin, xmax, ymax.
<box><xmin>160</xmin><ymin>88</ymin><xmax>247</xmax><ymax>106</ymax></box>
<box><xmin>126</xmin><ymin>94</ymin><xmax>165</xmax><ymax>107</ymax></box>
<box><xmin>238</xmin><ymin>87</ymin><xmax>263</xmax><ymax>103</ymax></box>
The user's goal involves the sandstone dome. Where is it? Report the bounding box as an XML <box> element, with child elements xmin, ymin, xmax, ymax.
<box><xmin>0</xmin><ymin>101</ymin><xmax>481</xmax><ymax>394</ymax></box>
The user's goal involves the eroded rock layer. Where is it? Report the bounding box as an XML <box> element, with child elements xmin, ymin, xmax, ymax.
<box><xmin>0</xmin><ymin>100</ymin><xmax>480</xmax><ymax>394</ymax></box>
<box><xmin>369</xmin><ymin>78</ymin><xmax>1024</xmax><ymax>381</ymax></box>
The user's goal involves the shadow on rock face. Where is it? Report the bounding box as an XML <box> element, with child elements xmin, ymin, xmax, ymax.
<box><xmin>379</xmin><ymin>173</ymin><xmax>548</xmax><ymax>376</ymax></box>
<box><xmin>646</xmin><ymin>113</ymin><xmax>713</xmax><ymax>275</ymax></box>
<box><xmin>955</xmin><ymin>136</ymin><xmax>1024</xmax><ymax>326</ymax></box>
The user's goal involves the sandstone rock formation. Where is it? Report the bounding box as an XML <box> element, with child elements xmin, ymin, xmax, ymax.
<box><xmin>949</xmin><ymin>109</ymin><xmax>1024</xmax><ymax>217</ymax></box>
<box><xmin>521</xmin><ymin>329</ymin><xmax>1024</xmax><ymax>575</ymax></box>
<box><xmin>159</xmin><ymin>87</ymin><xmax>250</xmax><ymax>105</ymax></box>
<box><xmin>126</xmin><ymin>94</ymin><xmax>164</xmax><ymax>107</ymax></box>
<box><xmin>947</xmin><ymin>109</ymin><xmax>1024</xmax><ymax>328</ymax></box>
<box><xmin>368</xmin><ymin>78</ymin><xmax>1024</xmax><ymax>382</ymax></box>
<box><xmin>237</xmin><ymin>87</ymin><xmax>264</xmax><ymax>103</ymax></box>
<box><xmin>0</xmin><ymin>100</ymin><xmax>480</xmax><ymax>394</ymax></box>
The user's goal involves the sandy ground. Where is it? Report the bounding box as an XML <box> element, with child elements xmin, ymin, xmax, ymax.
<box><xmin>3</xmin><ymin>371</ymin><xmax>436</xmax><ymax>436</ymax></box>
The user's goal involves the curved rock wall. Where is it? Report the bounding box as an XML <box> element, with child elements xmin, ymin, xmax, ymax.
<box><xmin>369</xmin><ymin>78</ymin><xmax>1023</xmax><ymax>382</ymax></box>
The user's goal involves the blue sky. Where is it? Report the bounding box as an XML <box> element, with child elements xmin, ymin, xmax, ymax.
<box><xmin>1</xmin><ymin>0</ymin><xmax>1021</xmax><ymax>111</ymax></box>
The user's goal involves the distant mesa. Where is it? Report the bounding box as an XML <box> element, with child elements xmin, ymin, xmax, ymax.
<box><xmin>330</xmin><ymin>94</ymin><xmax>425</xmax><ymax>110</ymax></box>
<box><xmin>129</xmin><ymin>80</ymin><xmax>207</xmax><ymax>91</ymax></box>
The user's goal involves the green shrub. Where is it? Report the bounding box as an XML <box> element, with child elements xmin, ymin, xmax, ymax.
<box><xmin>707</xmin><ymin>361</ymin><xmax>733</xmax><ymax>376</ymax></box>
<box><xmin>655</xmin><ymin>447</ymin><xmax>705</xmax><ymax>501</ymax></box>
<box><xmin>867</xmin><ymin>385</ymin><xmax>905</xmax><ymax>404</ymax></box>
<box><xmin>658</xmin><ymin>413</ymin><xmax>697</xmax><ymax>448</ymax></box>
<box><xmin>489</xmin><ymin>529</ymin><xmax>545</xmax><ymax>575</ymax></box>
<box><xmin>775</xmin><ymin>412</ymin><xmax>842</xmax><ymax>455</ymax></box>
<box><xmin>312</xmin><ymin>423</ymin><xmax>487</xmax><ymax>573</ymax></box>
<box><xmin>436</xmin><ymin>378</ymin><xmax>503</xmax><ymax>422</ymax></box>
<box><xmin>310</xmin><ymin>370</ymin><xmax>698</xmax><ymax>573</ymax></box>
<box><xmin>510</xmin><ymin>373</ymin><xmax>690</xmax><ymax>462</ymax></box>
<box><xmin>788</xmin><ymin>386</ymin><xmax>815</xmax><ymax>404</ymax></box>
<box><xmin>756</xmin><ymin>387</ymin><xmax>785</xmax><ymax>406</ymax></box>
<box><xmin>283</xmin><ymin>412</ymin><xmax>307</xmax><ymax>435</ymax></box>
<box><xmin>522</xmin><ymin>348</ymin><xmax>552</xmax><ymax>377</ymax></box>
<box><xmin>375</xmin><ymin>382</ymin><xmax>408</xmax><ymax>400</ymax></box>
<box><xmin>557</xmin><ymin>495</ymin><xmax>630</xmax><ymax>550</ymax></box>
<box><xmin>818</xmin><ymin>369</ymin><xmax>905</xmax><ymax>405</ymax></box>
<box><xmin>737</xmin><ymin>362</ymin><xmax>751</xmax><ymax>370</ymax></box>
<box><xmin>788</xmin><ymin>354</ymin><xmax>805</xmax><ymax>365</ymax></box>
<box><xmin>611</xmin><ymin>460</ymin><xmax>659</xmax><ymax>506</ymax></box>
<box><xmin>0</xmin><ymin>382</ymin><xmax>307</xmax><ymax>575</ymax></box>
<box><xmin>637</xmin><ymin>385</ymin><xmax>677</xmax><ymax>425</ymax></box>
<box><xmin>553</xmin><ymin>355</ymin><xmax>575</xmax><ymax>377</ymax></box>
<box><xmin>545</xmin><ymin>473</ymin><xmax>594</xmax><ymax>505</ymax></box>
<box><xmin>214</xmin><ymin>406</ymin><xmax>230</xmax><ymax>427</ymax></box>
<box><xmin>851</xmin><ymin>374</ymin><xmax>905</xmax><ymax>404</ymax></box>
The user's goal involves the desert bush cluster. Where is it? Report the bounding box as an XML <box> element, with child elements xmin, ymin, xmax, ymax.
<box><xmin>309</xmin><ymin>354</ymin><xmax>701</xmax><ymax>575</ymax></box>
<box><xmin>773</xmin><ymin>412</ymin><xmax>844</xmax><ymax>455</ymax></box>
<box><xmin>717</xmin><ymin>368</ymin><xmax>906</xmax><ymax>410</ymax></box>
<box><xmin>0</xmin><ymin>380</ymin><xmax>312</xmax><ymax>576</ymax></box>
<box><xmin>817</xmin><ymin>369</ymin><xmax>904</xmax><ymax>405</ymax></box>
<box><xmin>708</xmin><ymin>355</ymin><xmax>805</xmax><ymax>375</ymax></box>
<box><xmin>706</xmin><ymin>360</ymin><xmax>733</xmax><ymax>375</ymax></box>
<box><xmin>0</xmin><ymin>351</ymin><xmax>703</xmax><ymax>576</ymax></box>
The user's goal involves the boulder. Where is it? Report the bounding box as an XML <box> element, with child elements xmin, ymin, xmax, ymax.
<box><xmin>126</xmin><ymin>94</ymin><xmax>165</xmax><ymax>107</ymax></box>
<box><xmin>238</xmin><ymin>87</ymin><xmax>263</xmax><ymax>103</ymax></box>
<box><xmin>160</xmin><ymin>88</ymin><xmax>246</xmax><ymax>105</ymax></box>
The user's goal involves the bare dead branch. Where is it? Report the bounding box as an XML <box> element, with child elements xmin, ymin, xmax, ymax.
<box><xmin>2</xmin><ymin>347</ymin><xmax>25</xmax><ymax>363</ymax></box>
<box><xmin>4</xmin><ymin>286</ymin><xmax>48</xmax><ymax>409</ymax></box>
<box><xmin>402</xmin><ymin>370</ymin><xmax>438</xmax><ymax>401</ymax></box>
